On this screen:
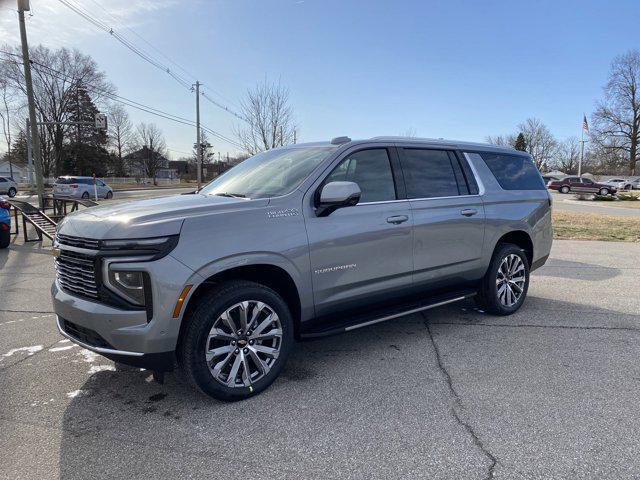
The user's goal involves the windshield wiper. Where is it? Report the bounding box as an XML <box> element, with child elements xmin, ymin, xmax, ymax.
<box><xmin>214</xmin><ymin>192</ymin><xmax>247</xmax><ymax>198</ymax></box>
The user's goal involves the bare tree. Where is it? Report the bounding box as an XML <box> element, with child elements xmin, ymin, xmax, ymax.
<box><xmin>108</xmin><ymin>103</ymin><xmax>133</xmax><ymax>176</ymax></box>
<box><xmin>591</xmin><ymin>50</ymin><xmax>640</xmax><ymax>175</ymax></box>
<box><xmin>553</xmin><ymin>137</ymin><xmax>581</xmax><ymax>174</ymax></box>
<box><xmin>486</xmin><ymin>134</ymin><xmax>516</xmax><ymax>147</ymax></box>
<box><xmin>1</xmin><ymin>45</ymin><xmax>115</xmax><ymax>176</ymax></box>
<box><xmin>134</xmin><ymin>122</ymin><xmax>167</xmax><ymax>184</ymax></box>
<box><xmin>517</xmin><ymin>118</ymin><xmax>557</xmax><ymax>171</ymax></box>
<box><xmin>234</xmin><ymin>79</ymin><xmax>296</xmax><ymax>155</ymax></box>
<box><xmin>400</xmin><ymin>127</ymin><xmax>418</xmax><ymax>138</ymax></box>
<box><xmin>0</xmin><ymin>70</ymin><xmax>14</xmax><ymax>177</ymax></box>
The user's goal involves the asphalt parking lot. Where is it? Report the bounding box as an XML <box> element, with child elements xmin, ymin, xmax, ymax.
<box><xmin>1</xmin><ymin>234</ymin><xmax>639</xmax><ymax>479</ymax></box>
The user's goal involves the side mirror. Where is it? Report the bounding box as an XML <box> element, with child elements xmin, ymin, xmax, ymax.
<box><xmin>316</xmin><ymin>181</ymin><xmax>361</xmax><ymax>217</ymax></box>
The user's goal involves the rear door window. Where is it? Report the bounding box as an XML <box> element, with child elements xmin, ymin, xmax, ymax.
<box><xmin>400</xmin><ymin>149</ymin><xmax>460</xmax><ymax>199</ymax></box>
<box><xmin>479</xmin><ymin>153</ymin><xmax>545</xmax><ymax>190</ymax></box>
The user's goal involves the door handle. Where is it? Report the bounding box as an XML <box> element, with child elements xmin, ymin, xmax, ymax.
<box><xmin>386</xmin><ymin>215</ymin><xmax>409</xmax><ymax>224</ymax></box>
<box><xmin>460</xmin><ymin>209</ymin><xmax>478</xmax><ymax>217</ymax></box>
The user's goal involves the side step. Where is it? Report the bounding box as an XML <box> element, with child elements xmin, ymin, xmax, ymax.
<box><xmin>300</xmin><ymin>290</ymin><xmax>476</xmax><ymax>339</ymax></box>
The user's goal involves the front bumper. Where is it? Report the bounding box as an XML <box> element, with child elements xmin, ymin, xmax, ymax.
<box><xmin>51</xmin><ymin>251</ymin><xmax>201</xmax><ymax>364</ymax></box>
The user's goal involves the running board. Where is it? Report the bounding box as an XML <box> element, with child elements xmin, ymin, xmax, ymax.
<box><xmin>301</xmin><ymin>291</ymin><xmax>476</xmax><ymax>339</ymax></box>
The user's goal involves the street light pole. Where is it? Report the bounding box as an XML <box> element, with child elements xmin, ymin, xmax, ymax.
<box><xmin>195</xmin><ymin>81</ymin><xmax>202</xmax><ymax>191</ymax></box>
<box><xmin>17</xmin><ymin>0</ymin><xmax>44</xmax><ymax>207</ymax></box>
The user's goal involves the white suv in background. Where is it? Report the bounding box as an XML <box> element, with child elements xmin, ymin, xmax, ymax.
<box><xmin>0</xmin><ymin>176</ymin><xmax>18</xmax><ymax>197</ymax></box>
<box><xmin>53</xmin><ymin>176</ymin><xmax>113</xmax><ymax>199</ymax></box>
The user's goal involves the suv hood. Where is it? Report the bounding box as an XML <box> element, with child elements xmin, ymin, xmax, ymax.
<box><xmin>57</xmin><ymin>194</ymin><xmax>269</xmax><ymax>240</ymax></box>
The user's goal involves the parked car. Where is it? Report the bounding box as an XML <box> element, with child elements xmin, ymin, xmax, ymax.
<box><xmin>52</xmin><ymin>136</ymin><xmax>552</xmax><ymax>400</ymax></box>
<box><xmin>626</xmin><ymin>177</ymin><xmax>640</xmax><ymax>190</ymax></box>
<box><xmin>547</xmin><ymin>176</ymin><xmax>616</xmax><ymax>195</ymax></box>
<box><xmin>602</xmin><ymin>178</ymin><xmax>632</xmax><ymax>190</ymax></box>
<box><xmin>0</xmin><ymin>176</ymin><xmax>18</xmax><ymax>198</ymax></box>
<box><xmin>0</xmin><ymin>197</ymin><xmax>10</xmax><ymax>249</ymax></box>
<box><xmin>53</xmin><ymin>176</ymin><xmax>113</xmax><ymax>199</ymax></box>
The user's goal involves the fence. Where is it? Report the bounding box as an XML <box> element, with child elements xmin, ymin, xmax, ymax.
<box><xmin>42</xmin><ymin>177</ymin><xmax>181</xmax><ymax>185</ymax></box>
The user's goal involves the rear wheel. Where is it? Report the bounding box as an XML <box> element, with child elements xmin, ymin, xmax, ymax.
<box><xmin>476</xmin><ymin>243</ymin><xmax>530</xmax><ymax>315</ymax></box>
<box><xmin>560</xmin><ymin>186</ymin><xmax>570</xmax><ymax>194</ymax></box>
<box><xmin>81</xmin><ymin>191</ymin><xmax>90</xmax><ymax>199</ymax></box>
<box><xmin>178</xmin><ymin>280</ymin><xmax>294</xmax><ymax>401</ymax></box>
<box><xmin>7</xmin><ymin>187</ymin><xmax>17</xmax><ymax>198</ymax></box>
<box><xmin>599</xmin><ymin>188</ymin><xmax>609</xmax><ymax>195</ymax></box>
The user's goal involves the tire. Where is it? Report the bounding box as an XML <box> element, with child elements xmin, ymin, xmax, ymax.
<box><xmin>178</xmin><ymin>280</ymin><xmax>294</xmax><ymax>401</ymax></box>
<box><xmin>599</xmin><ymin>188</ymin><xmax>609</xmax><ymax>196</ymax></box>
<box><xmin>106</xmin><ymin>191</ymin><xmax>113</xmax><ymax>199</ymax></box>
<box><xmin>560</xmin><ymin>186</ymin><xmax>570</xmax><ymax>194</ymax></box>
<box><xmin>7</xmin><ymin>187</ymin><xmax>17</xmax><ymax>198</ymax></box>
<box><xmin>81</xmin><ymin>191</ymin><xmax>90</xmax><ymax>199</ymax></box>
<box><xmin>0</xmin><ymin>226</ymin><xmax>9</xmax><ymax>249</ymax></box>
<box><xmin>625</xmin><ymin>184</ymin><xmax>632</xmax><ymax>191</ymax></box>
<box><xmin>476</xmin><ymin>243</ymin><xmax>530</xmax><ymax>316</ymax></box>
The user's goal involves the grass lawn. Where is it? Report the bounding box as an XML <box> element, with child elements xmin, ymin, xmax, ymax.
<box><xmin>553</xmin><ymin>210</ymin><xmax>640</xmax><ymax>242</ymax></box>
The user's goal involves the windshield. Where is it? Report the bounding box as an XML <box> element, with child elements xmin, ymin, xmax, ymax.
<box><xmin>200</xmin><ymin>146</ymin><xmax>336</xmax><ymax>199</ymax></box>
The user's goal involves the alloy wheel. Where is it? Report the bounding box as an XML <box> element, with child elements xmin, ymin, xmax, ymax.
<box><xmin>205</xmin><ymin>300</ymin><xmax>283</xmax><ymax>388</ymax></box>
<box><xmin>496</xmin><ymin>254</ymin><xmax>526</xmax><ymax>307</ymax></box>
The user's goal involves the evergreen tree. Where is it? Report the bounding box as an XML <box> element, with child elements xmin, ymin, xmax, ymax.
<box><xmin>63</xmin><ymin>85</ymin><xmax>109</xmax><ymax>175</ymax></box>
<box><xmin>514</xmin><ymin>132</ymin><xmax>527</xmax><ymax>151</ymax></box>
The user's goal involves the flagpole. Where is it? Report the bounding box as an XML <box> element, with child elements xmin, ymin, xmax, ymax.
<box><xmin>579</xmin><ymin>113</ymin><xmax>585</xmax><ymax>177</ymax></box>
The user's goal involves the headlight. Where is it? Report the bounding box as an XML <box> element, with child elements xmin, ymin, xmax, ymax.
<box><xmin>100</xmin><ymin>235</ymin><xmax>179</xmax><ymax>259</ymax></box>
<box><xmin>107</xmin><ymin>269</ymin><xmax>149</xmax><ymax>306</ymax></box>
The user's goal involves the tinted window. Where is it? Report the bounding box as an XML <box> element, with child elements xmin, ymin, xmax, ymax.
<box><xmin>401</xmin><ymin>149</ymin><xmax>460</xmax><ymax>199</ymax></box>
<box><xmin>0</xmin><ymin>178</ymin><xmax>6</xmax><ymax>182</ymax></box>
<box><xmin>582</xmin><ymin>178</ymin><xmax>593</xmax><ymax>184</ymax></box>
<box><xmin>480</xmin><ymin>153</ymin><xmax>545</xmax><ymax>190</ymax></box>
<box><xmin>566</xmin><ymin>177</ymin><xmax>580</xmax><ymax>183</ymax></box>
<box><xmin>325</xmin><ymin>149</ymin><xmax>396</xmax><ymax>203</ymax></box>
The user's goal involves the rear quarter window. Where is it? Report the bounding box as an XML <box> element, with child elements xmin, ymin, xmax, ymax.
<box><xmin>478</xmin><ymin>153</ymin><xmax>545</xmax><ymax>190</ymax></box>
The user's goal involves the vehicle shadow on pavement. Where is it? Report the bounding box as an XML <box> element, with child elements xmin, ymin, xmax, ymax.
<box><xmin>56</xmin><ymin>295</ymin><xmax>638</xmax><ymax>478</ymax></box>
<box><xmin>533</xmin><ymin>258</ymin><xmax>620</xmax><ymax>280</ymax></box>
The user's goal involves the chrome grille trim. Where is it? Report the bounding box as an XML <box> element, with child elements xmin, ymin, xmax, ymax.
<box><xmin>56</xmin><ymin>233</ymin><xmax>100</xmax><ymax>250</ymax></box>
<box><xmin>55</xmin><ymin>250</ymin><xmax>98</xmax><ymax>299</ymax></box>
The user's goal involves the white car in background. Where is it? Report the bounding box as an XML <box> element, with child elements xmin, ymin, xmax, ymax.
<box><xmin>602</xmin><ymin>178</ymin><xmax>632</xmax><ymax>191</ymax></box>
<box><xmin>53</xmin><ymin>176</ymin><xmax>114</xmax><ymax>199</ymax></box>
<box><xmin>628</xmin><ymin>177</ymin><xmax>640</xmax><ymax>190</ymax></box>
<box><xmin>0</xmin><ymin>176</ymin><xmax>18</xmax><ymax>197</ymax></box>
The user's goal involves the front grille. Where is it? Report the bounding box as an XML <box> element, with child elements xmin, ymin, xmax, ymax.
<box><xmin>56</xmin><ymin>233</ymin><xmax>100</xmax><ymax>250</ymax></box>
<box><xmin>60</xmin><ymin>318</ymin><xmax>113</xmax><ymax>349</ymax></box>
<box><xmin>55</xmin><ymin>250</ymin><xmax>98</xmax><ymax>299</ymax></box>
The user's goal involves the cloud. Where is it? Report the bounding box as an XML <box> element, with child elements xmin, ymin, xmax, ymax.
<box><xmin>0</xmin><ymin>0</ymin><xmax>178</xmax><ymax>47</ymax></box>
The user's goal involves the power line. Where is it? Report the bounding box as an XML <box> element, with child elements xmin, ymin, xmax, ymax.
<box><xmin>56</xmin><ymin>0</ymin><xmax>246</xmax><ymax>120</ymax></box>
<box><xmin>0</xmin><ymin>50</ymin><xmax>243</xmax><ymax>148</ymax></box>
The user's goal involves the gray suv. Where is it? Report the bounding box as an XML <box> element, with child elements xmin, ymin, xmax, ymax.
<box><xmin>52</xmin><ymin>137</ymin><xmax>552</xmax><ymax>400</ymax></box>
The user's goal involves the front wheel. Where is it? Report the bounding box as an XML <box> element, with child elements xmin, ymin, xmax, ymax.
<box><xmin>105</xmin><ymin>191</ymin><xmax>113</xmax><ymax>199</ymax></box>
<box><xmin>476</xmin><ymin>243</ymin><xmax>530</xmax><ymax>315</ymax></box>
<box><xmin>178</xmin><ymin>280</ymin><xmax>294</xmax><ymax>401</ymax></box>
<box><xmin>7</xmin><ymin>187</ymin><xmax>17</xmax><ymax>198</ymax></box>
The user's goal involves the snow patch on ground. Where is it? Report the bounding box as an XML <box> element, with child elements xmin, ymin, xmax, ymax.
<box><xmin>49</xmin><ymin>345</ymin><xmax>76</xmax><ymax>352</ymax></box>
<box><xmin>66</xmin><ymin>390</ymin><xmax>88</xmax><ymax>399</ymax></box>
<box><xmin>58</xmin><ymin>339</ymin><xmax>71</xmax><ymax>343</ymax></box>
<box><xmin>78</xmin><ymin>349</ymin><xmax>100</xmax><ymax>363</ymax></box>
<box><xmin>2</xmin><ymin>345</ymin><xmax>44</xmax><ymax>359</ymax></box>
<box><xmin>88</xmin><ymin>364</ymin><xmax>116</xmax><ymax>374</ymax></box>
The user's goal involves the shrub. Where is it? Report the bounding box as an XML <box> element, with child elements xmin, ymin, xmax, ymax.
<box><xmin>593</xmin><ymin>194</ymin><xmax>616</xmax><ymax>201</ymax></box>
<box><xmin>617</xmin><ymin>193</ymin><xmax>639</xmax><ymax>201</ymax></box>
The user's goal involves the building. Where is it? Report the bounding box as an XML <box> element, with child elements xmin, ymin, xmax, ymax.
<box><xmin>0</xmin><ymin>160</ymin><xmax>27</xmax><ymax>181</ymax></box>
<box><xmin>123</xmin><ymin>147</ymin><xmax>170</xmax><ymax>178</ymax></box>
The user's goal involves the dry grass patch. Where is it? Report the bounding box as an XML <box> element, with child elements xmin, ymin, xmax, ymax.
<box><xmin>553</xmin><ymin>210</ymin><xmax>640</xmax><ymax>242</ymax></box>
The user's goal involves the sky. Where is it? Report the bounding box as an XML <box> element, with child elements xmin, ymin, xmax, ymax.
<box><xmin>0</xmin><ymin>0</ymin><xmax>638</xmax><ymax>158</ymax></box>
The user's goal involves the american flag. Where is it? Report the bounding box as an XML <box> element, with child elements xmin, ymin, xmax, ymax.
<box><xmin>582</xmin><ymin>114</ymin><xmax>589</xmax><ymax>132</ymax></box>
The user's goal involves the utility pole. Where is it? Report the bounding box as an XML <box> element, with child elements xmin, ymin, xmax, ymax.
<box><xmin>293</xmin><ymin>128</ymin><xmax>297</xmax><ymax>144</ymax></box>
<box><xmin>18</xmin><ymin>0</ymin><xmax>44</xmax><ymax>207</ymax></box>
<box><xmin>194</xmin><ymin>81</ymin><xmax>202</xmax><ymax>190</ymax></box>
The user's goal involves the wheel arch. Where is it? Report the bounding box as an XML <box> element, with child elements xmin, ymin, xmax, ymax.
<box><xmin>494</xmin><ymin>230</ymin><xmax>533</xmax><ymax>266</ymax></box>
<box><xmin>179</xmin><ymin>263</ymin><xmax>304</xmax><ymax>343</ymax></box>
